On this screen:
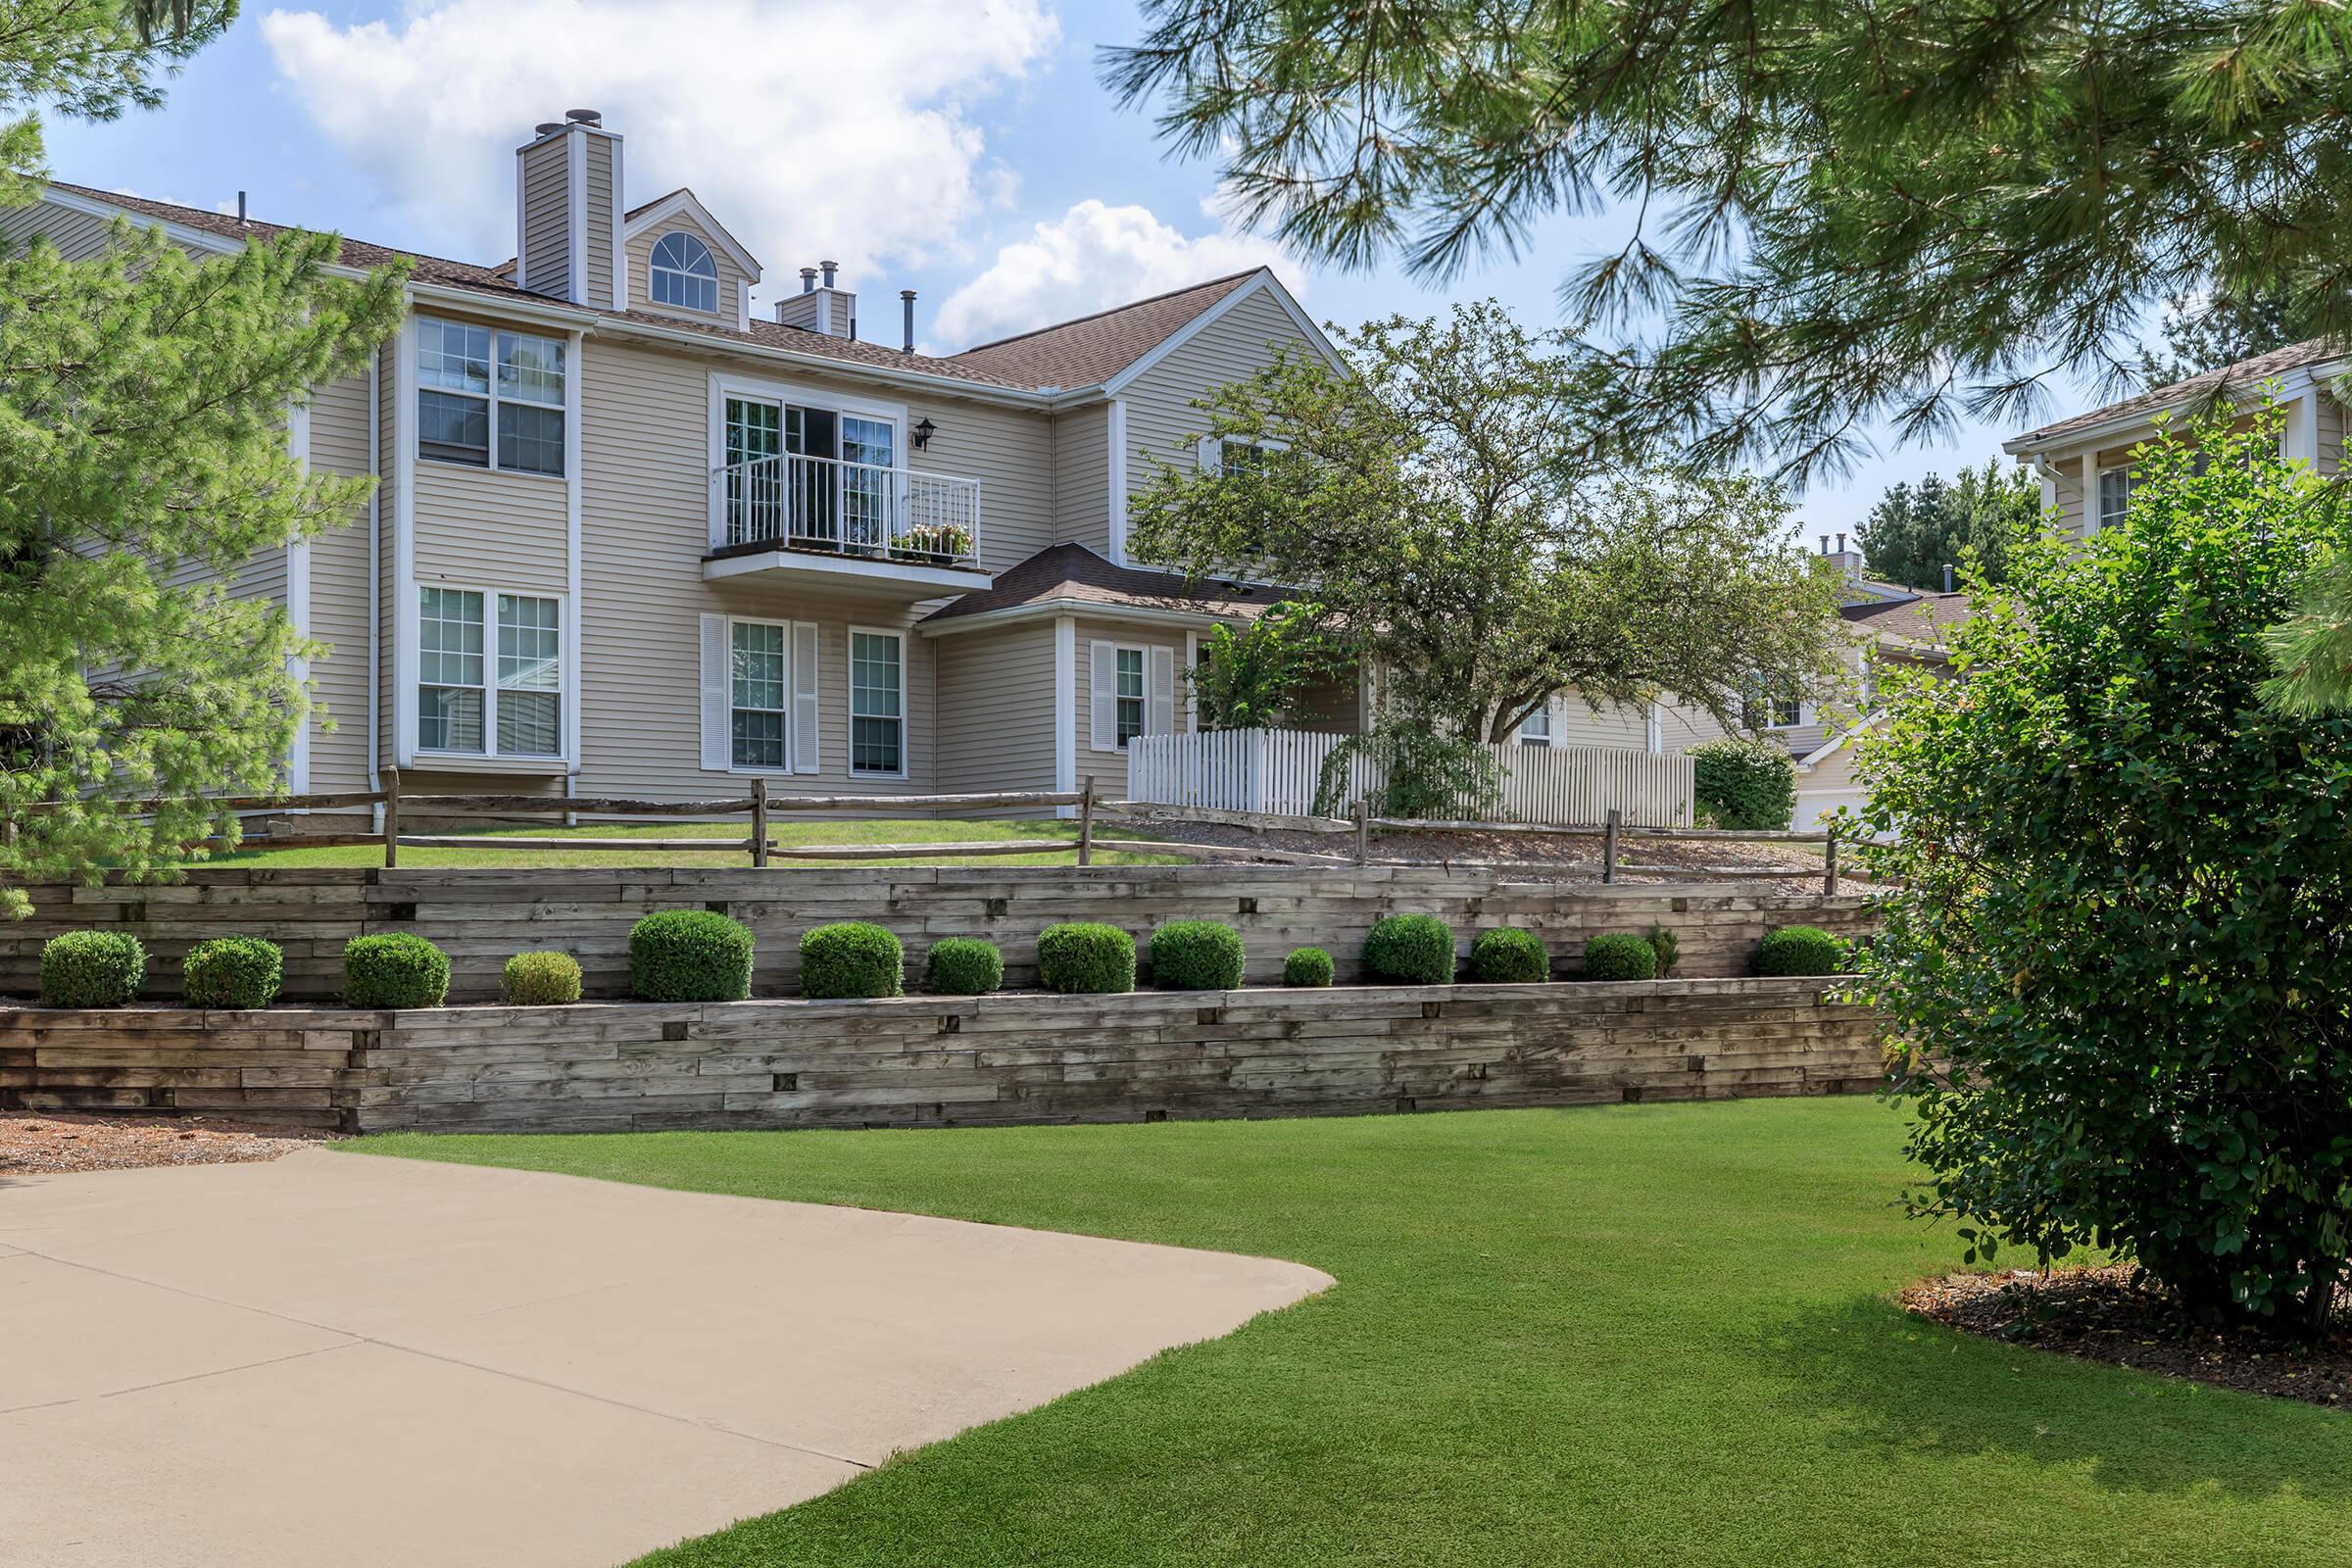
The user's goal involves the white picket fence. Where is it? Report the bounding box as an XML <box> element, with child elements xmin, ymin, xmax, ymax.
<box><xmin>1125</xmin><ymin>729</ymin><xmax>1695</xmax><ymax>826</ymax></box>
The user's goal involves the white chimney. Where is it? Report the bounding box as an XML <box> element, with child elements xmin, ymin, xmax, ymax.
<box><xmin>771</xmin><ymin>261</ymin><xmax>858</xmax><ymax>339</ymax></box>
<box><xmin>514</xmin><ymin>109</ymin><xmax>623</xmax><ymax>308</ymax></box>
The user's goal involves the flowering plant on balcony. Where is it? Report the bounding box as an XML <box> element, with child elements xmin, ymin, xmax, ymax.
<box><xmin>894</xmin><ymin>522</ymin><xmax>974</xmax><ymax>564</ymax></box>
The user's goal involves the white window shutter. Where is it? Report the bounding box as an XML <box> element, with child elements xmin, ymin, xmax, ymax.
<box><xmin>791</xmin><ymin>620</ymin><xmax>821</xmax><ymax>774</ymax></box>
<box><xmin>1148</xmin><ymin>645</ymin><xmax>1175</xmax><ymax>737</ymax></box>
<box><xmin>1090</xmin><ymin>640</ymin><xmax>1116</xmax><ymax>752</ymax></box>
<box><xmin>699</xmin><ymin>613</ymin><xmax>730</xmax><ymax>771</ymax></box>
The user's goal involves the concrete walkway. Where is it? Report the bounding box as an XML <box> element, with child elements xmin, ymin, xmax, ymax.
<box><xmin>0</xmin><ymin>1148</ymin><xmax>1329</xmax><ymax>1567</ymax></box>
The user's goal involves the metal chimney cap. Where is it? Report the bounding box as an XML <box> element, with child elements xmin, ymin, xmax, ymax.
<box><xmin>819</xmin><ymin>260</ymin><xmax>839</xmax><ymax>287</ymax></box>
<box><xmin>900</xmin><ymin>288</ymin><xmax>917</xmax><ymax>300</ymax></box>
<box><xmin>800</xmin><ymin>267</ymin><xmax>818</xmax><ymax>293</ymax></box>
<box><xmin>564</xmin><ymin>109</ymin><xmax>603</xmax><ymax>125</ymax></box>
<box><xmin>534</xmin><ymin>122</ymin><xmax>564</xmax><ymax>136</ymax></box>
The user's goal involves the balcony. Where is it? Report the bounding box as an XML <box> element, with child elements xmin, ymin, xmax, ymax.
<box><xmin>705</xmin><ymin>452</ymin><xmax>989</xmax><ymax>598</ymax></box>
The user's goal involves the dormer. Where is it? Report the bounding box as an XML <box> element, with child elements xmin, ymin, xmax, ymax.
<box><xmin>621</xmin><ymin>188</ymin><xmax>760</xmax><ymax>331</ymax></box>
<box><xmin>514</xmin><ymin>110</ymin><xmax>623</xmax><ymax>309</ymax></box>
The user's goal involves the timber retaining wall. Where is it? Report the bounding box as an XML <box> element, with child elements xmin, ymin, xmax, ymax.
<box><xmin>0</xmin><ymin>978</ymin><xmax>1882</xmax><ymax>1133</ymax></box>
<box><xmin>0</xmin><ymin>867</ymin><xmax>1879</xmax><ymax>1003</ymax></box>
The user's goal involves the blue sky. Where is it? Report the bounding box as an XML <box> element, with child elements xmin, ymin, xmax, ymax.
<box><xmin>41</xmin><ymin>0</ymin><xmax>2037</xmax><ymax>532</ymax></box>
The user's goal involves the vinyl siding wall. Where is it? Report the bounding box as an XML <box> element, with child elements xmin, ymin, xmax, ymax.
<box><xmin>518</xmin><ymin>137</ymin><xmax>570</xmax><ymax>296</ymax></box>
<box><xmin>932</xmin><ymin>623</ymin><xmax>1059</xmax><ymax>795</ymax></box>
<box><xmin>573</xmin><ymin>337</ymin><xmax>940</xmax><ymax>801</ymax></box>
<box><xmin>1069</xmin><ymin>615</ymin><xmax>1191</xmax><ymax>800</ymax></box>
<box><xmin>910</xmin><ymin>391</ymin><xmax>1054</xmax><ymax>572</ymax></box>
<box><xmin>583</xmin><ymin>135</ymin><xmax>616</xmax><ymax>309</ymax></box>
<box><xmin>1120</xmin><ymin>288</ymin><xmax>1318</xmax><ymax>508</ymax></box>
<box><xmin>1050</xmin><ymin>401</ymin><xmax>1110</xmax><ymax>555</ymax></box>
<box><xmin>1</xmin><ymin>201</ymin><xmax>121</xmax><ymax>257</ymax></box>
<box><xmin>302</xmin><ymin>371</ymin><xmax>377</xmax><ymax>791</ymax></box>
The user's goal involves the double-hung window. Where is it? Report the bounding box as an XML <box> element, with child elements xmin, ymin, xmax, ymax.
<box><xmin>416</xmin><ymin>587</ymin><xmax>564</xmax><ymax>758</ymax></box>
<box><xmin>1518</xmin><ymin>705</ymin><xmax>1553</xmax><ymax>747</ymax></box>
<box><xmin>2095</xmin><ymin>465</ymin><xmax>2131</xmax><ymax>533</ymax></box>
<box><xmin>1115</xmin><ymin>647</ymin><xmax>1147</xmax><ymax>748</ymax></box>
<box><xmin>730</xmin><ymin>621</ymin><xmax>788</xmax><ymax>770</ymax></box>
<box><xmin>416</xmin><ymin>317</ymin><xmax>566</xmax><ymax>475</ymax></box>
<box><xmin>850</xmin><ymin>630</ymin><xmax>905</xmax><ymax>776</ymax></box>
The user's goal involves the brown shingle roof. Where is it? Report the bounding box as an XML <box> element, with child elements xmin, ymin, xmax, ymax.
<box><xmin>40</xmin><ymin>183</ymin><xmax>1271</xmax><ymax>397</ymax></box>
<box><xmin>2007</xmin><ymin>338</ymin><xmax>2340</xmax><ymax>450</ymax></box>
<box><xmin>1841</xmin><ymin>590</ymin><xmax>1974</xmax><ymax>651</ymax></box>
<box><xmin>943</xmin><ymin>271</ymin><xmax>1260</xmax><ymax>388</ymax></box>
<box><xmin>923</xmin><ymin>543</ymin><xmax>1288</xmax><ymax>625</ymax></box>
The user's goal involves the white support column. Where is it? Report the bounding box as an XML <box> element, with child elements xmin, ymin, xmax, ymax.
<box><xmin>1053</xmin><ymin>615</ymin><xmax>1077</xmax><ymax>818</ymax></box>
<box><xmin>2286</xmin><ymin>387</ymin><xmax>2323</xmax><ymax>469</ymax></box>
<box><xmin>1105</xmin><ymin>399</ymin><xmax>1128</xmax><ymax>564</ymax></box>
<box><xmin>392</xmin><ymin>311</ymin><xmax>419</xmax><ymax>766</ymax></box>
<box><xmin>564</xmin><ymin>327</ymin><xmax>584</xmax><ymax>776</ymax></box>
<box><xmin>285</xmin><ymin>397</ymin><xmax>313</xmax><ymax>794</ymax></box>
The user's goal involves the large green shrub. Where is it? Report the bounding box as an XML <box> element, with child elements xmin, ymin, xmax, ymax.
<box><xmin>1361</xmin><ymin>913</ymin><xmax>1454</xmax><ymax>985</ymax></box>
<box><xmin>1756</xmin><ymin>925</ymin><xmax>1848</xmax><ymax>977</ymax></box>
<box><xmin>38</xmin><ymin>930</ymin><xmax>146</xmax><ymax>1006</ymax></box>
<box><xmin>501</xmin><ymin>951</ymin><xmax>582</xmax><ymax>1005</ymax></box>
<box><xmin>1150</xmin><ymin>920</ymin><xmax>1246</xmax><ymax>991</ymax></box>
<box><xmin>1037</xmin><ymin>923</ymin><xmax>1136</xmax><ymax>994</ymax></box>
<box><xmin>1469</xmin><ymin>927</ymin><xmax>1548</xmax><ymax>984</ymax></box>
<box><xmin>1864</xmin><ymin>405</ymin><xmax>2352</xmax><ymax>1338</ymax></box>
<box><xmin>801</xmin><ymin>922</ymin><xmax>905</xmax><ymax>1000</ymax></box>
<box><xmin>1283</xmin><ymin>946</ymin><xmax>1335</xmax><ymax>987</ymax></box>
<box><xmin>343</xmin><ymin>933</ymin><xmax>449</xmax><ymax>1008</ymax></box>
<box><xmin>1313</xmin><ymin>719</ymin><xmax>1504</xmax><ymax>819</ymax></box>
<box><xmin>1691</xmin><ymin>736</ymin><xmax>1797</xmax><ymax>830</ymax></box>
<box><xmin>182</xmin><ymin>936</ymin><xmax>282</xmax><ymax>1009</ymax></box>
<box><xmin>925</xmin><ymin>938</ymin><xmax>1004</xmax><ymax>996</ymax></box>
<box><xmin>629</xmin><ymin>909</ymin><xmax>754</xmax><ymax>1003</ymax></box>
<box><xmin>1581</xmin><ymin>932</ymin><xmax>1658</xmax><ymax>982</ymax></box>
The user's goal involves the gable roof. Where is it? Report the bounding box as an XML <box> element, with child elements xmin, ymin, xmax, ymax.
<box><xmin>33</xmin><ymin>183</ymin><xmax>1319</xmax><ymax>402</ymax></box>
<box><xmin>921</xmin><ymin>543</ymin><xmax>1290</xmax><ymax>629</ymax></box>
<box><xmin>943</xmin><ymin>272</ymin><xmax>1261</xmax><ymax>389</ymax></box>
<box><xmin>2005</xmin><ymin>338</ymin><xmax>2339</xmax><ymax>452</ymax></box>
<box><xmin>1840</xmin><ymin>589</ymin><xmax>1974</xmax><ymax>652</ymax></box>
<box><xmin>620</xmin><ymin>186</ymin><xmax>760</xmax><ymax>278</ymax></box>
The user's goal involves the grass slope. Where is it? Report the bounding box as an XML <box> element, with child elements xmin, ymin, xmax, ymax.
<box><xmin>357</xmin><ymin>1101</ymin><xmax>2352</xmax><ymax>1567</ymax></box>
<box><xmin>193</xmin><ymin>817</ymin><xmax>1186</xmax><ymax>870</ymax></box>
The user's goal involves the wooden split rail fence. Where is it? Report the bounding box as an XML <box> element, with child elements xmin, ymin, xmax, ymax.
<box><xmin>11</xmin><ymin>778</ymin><xmax>1850</xmax><ymax>891</ymax></box>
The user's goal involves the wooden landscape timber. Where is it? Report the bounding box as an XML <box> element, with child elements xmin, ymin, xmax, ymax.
<box><xmin>0</xmin><ymin>977</ymin><xmax>1883</xmax><ymax>1134</ymax></box>
<box><xmin>0</xmin><ymin>864</ymin><xmax>1881</xmax><ymax>1004</ymax></box>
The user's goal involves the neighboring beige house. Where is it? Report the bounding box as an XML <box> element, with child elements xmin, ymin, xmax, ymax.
<box><xmin>3</xmin><ymin>111</ymin><xmax>1349</xmax><ymax>815</ymax></box>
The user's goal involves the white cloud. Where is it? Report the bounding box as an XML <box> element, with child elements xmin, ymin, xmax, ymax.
<box><xmin>928</xmin><ymin>197</ymin><xmax>1296</xmax><ymax>352</ymax></box>
<box><xmin>259</xmin><ymin>0</ymin><xmax>1057</xmax><ymax>288</ymax></box>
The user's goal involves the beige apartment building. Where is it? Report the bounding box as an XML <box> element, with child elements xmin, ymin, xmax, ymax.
<box><xmin>4</xmin><ymin>110</ymin><xmax>1347</xmax><ymax>812</ymax></box>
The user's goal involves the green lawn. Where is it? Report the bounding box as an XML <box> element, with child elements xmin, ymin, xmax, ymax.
<box><xmin>354</xmin><ymin>1101</ymin><xmax>2352</xmax><ymax>1567</ymax></box>
<box><xmin>195</xmin><ymin>817</ymin><xmax>1188</xmax><ymax>870</ymax></box>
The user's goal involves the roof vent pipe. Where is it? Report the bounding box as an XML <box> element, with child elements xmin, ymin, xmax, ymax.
<box><xmin>236</xmin><ymin>190</ymin><xmax>247</xmax><ymax>224</ymax></box>
<box><xmin>1942</xmin><ymin>562</ymin><xmax>1955</xmax><ymax>593</ymax></box>
<box><xmin>1837</xmin><ymin>532</ymin><xmax>1847</xmax><ymax>553</ymax></box>
<box><xmin>801</xmin><ymin>267</ymin><xmax>817</xmax><ymax>293</ymax></box>
<box><xmin>1818</xmin><ymin>534</ymin><xmax>1829</xmax><ymax>554</ymax></box>
<box><xmin>820</xmin><ymin>260</ymin><xmax>838</xmax><ymax>289</ymax></box>
<box><xmin>900</xmin><ymin>289</ymin><xmax>916</xmax><ymax>354</ymax></box>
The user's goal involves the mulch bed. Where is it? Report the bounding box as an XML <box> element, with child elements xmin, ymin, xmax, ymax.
<box><xmin>1902</xmin><ymin>1265</ymin><xmax>2352</xmax><ymax>1408</ymax></box>
<box><xmin>0</xmin><ymin>1110</ymin><xmax>334</xmax><ymax>1175</ymax></box>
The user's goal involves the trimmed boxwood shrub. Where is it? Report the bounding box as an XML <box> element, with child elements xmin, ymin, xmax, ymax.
<box><xmin>629</xmin><ymin>909</ymin><xmax>755</xmax><ymax>1002</ymax></box>
<box><xmin>1362</xmin><ymin>913</ymin><xmax>1454</xmax><ymax>985</ymax></box>
<box><xmin>1582</xmin><ymin>932</ymin><xmax>1659</xmax><ymax>982</ymax></box>
<box><xmin>38</xmin><ymin>930</ymin><xmax>146</xmax><ymax>1007</ymax></box>
<box><xmin>1469</xmin><ymin>927</ymin><xmax>1549</xmax><ymax>984</ymax></box>
<box><xmin>501</xmin><ymin>951</ymin><xmax>582</xmax><ymax>1005</ymax></box>
<box><xmin>801</xmin><ymin>921</ymin><xmax>906</xmax><ymax>1000</ymax></box>
<box><xmin>182</xmin><ymin>937</ymin><xmax>282</xmax><ymax>1009</ymax></box>
<box><xmin>1037</xmin><ymin>922</ymin><xmax>1136</xmax><ymax>994</ymax></box>
<box><xmin>1150</xmin><ymin>920</ymin><xmax>1246</xmax><ymax>991</ymax></box>
<box><xmin>1756</xmin><ymin>924</ymin><xmax>1849</xmax><ymax>976</ymax></box>
<box><xmin>343</xmin><ymin>933</ymin><xmax>450</xmax><ymax>1008</ymax></box>
<box><xmin>1691</xmin><ymin>735</ymin><xmax>1798</xmax><ymax>830</ymax></box>
<box><xmin>1284</xmin><ymin>946</ymin><xmax>1335</xmax><ymax>987</ymax></box>
<box><xmin>926</xmin><ymin>937</ymin><xmax>1004</xmax><ymax>996</ymax></box>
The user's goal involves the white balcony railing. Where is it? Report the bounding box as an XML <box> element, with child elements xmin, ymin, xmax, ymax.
<box><xmin>715</xmin><ymin>452</ymin><xmax>982</xmax><ymax>568</ymax></box>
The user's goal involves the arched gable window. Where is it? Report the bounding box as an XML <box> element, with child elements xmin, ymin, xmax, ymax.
<box><xmin>650</xmin><ymin>231</ymin><xmax>719</xmax><ymax>313</ymax></box>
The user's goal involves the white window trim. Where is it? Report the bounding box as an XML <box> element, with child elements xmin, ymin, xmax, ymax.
<box><xmin>2094</xmin><ymin>463</ymin><xmax>2132</xmax><ymax>535</ymax></box>
<box><xmin>413</xmin><ymin>584</ymin><xmax>569</xmax><ymax>763</ymax></box>
<box><xmin>415</xmin><ymin>316</ymin><xmax>568</xmax><ymax>478</ymax></box>
<box><xmin>650</xmin><ymin>231</ymin><xmax>720</xmax><ymax>315</ymax></box>
<box><xmin>1195</xmin><ymin>433</ymin><xmax>1291</xmax><ymax>473</ymax></box>
<box><xmin>714</xmin><ymin>613</ymin><xmax>823</xmax><ymax>777</ymax></box>
<box><xmin>847</xmin><ymin>624</ymin><xmax>909</xmax><ymax>780</ymax></box>
<box><xmin>1114</xmin><ymin>644</ymin><xmax>1148</xmax><ymax>751</ymax></box>
<box><xmin>1517</xmin><ymin>701</ymin><xmax>1553</xmax><ymax>748</ymax></box>
<box><xmin>706</xmin><ymin>370</ymin><xmax>907</xmax><ymax>550</ymax></box>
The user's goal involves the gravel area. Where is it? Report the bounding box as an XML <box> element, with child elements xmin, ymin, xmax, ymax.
<box><xmin>0</xmin><ymin>1110</ymin><xmax>334</xmax><ymax>1174</ymax></box>
<box><xmin>1134</xmin><ymin>821</ymin><xmax>1872</xmax><ymax>893</ymax></box>
<box><xmin>1902</xmin><ymin>1265</ymin><xmax>2351</xmax><ymax>1408</ymax></box>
